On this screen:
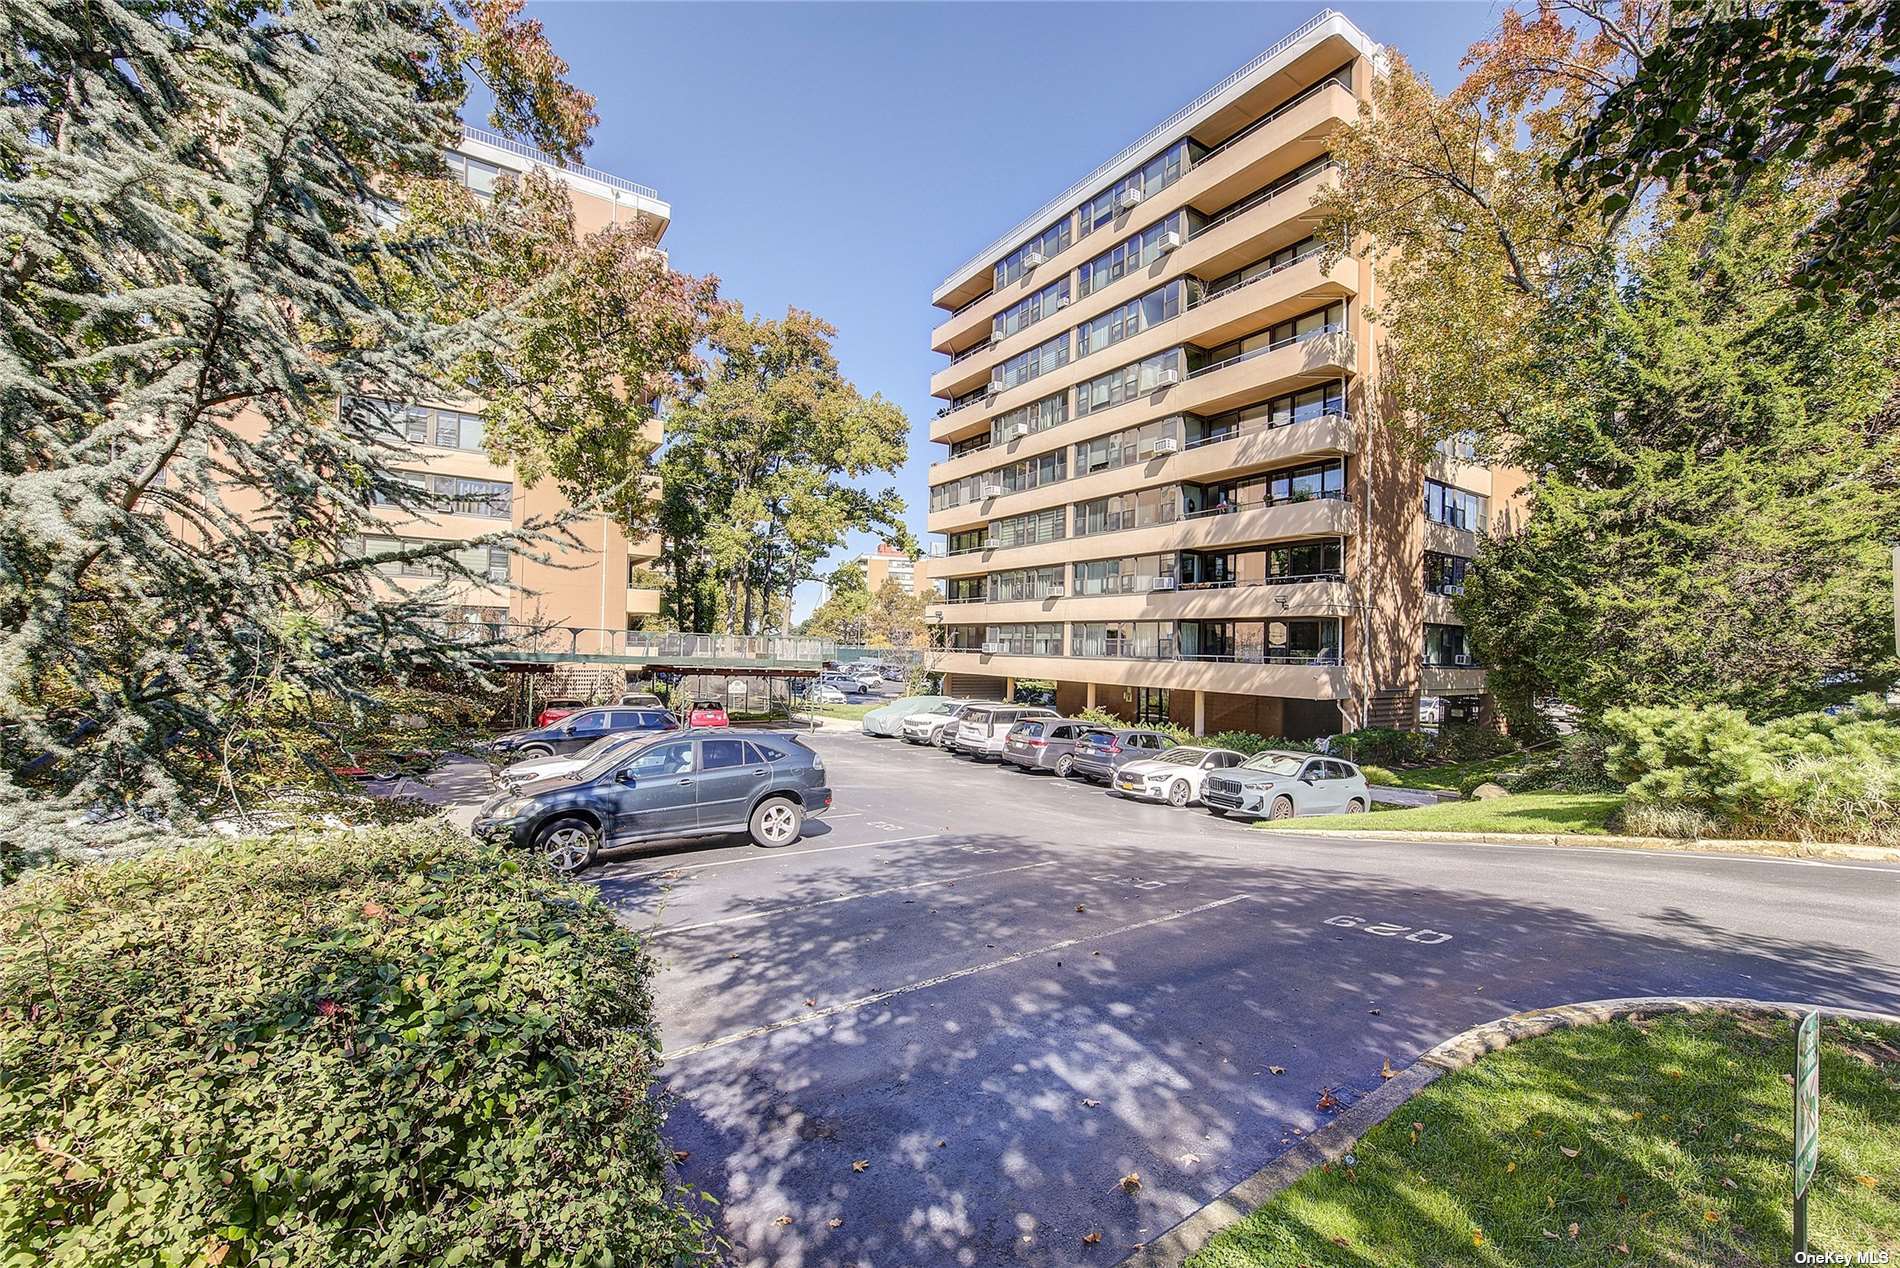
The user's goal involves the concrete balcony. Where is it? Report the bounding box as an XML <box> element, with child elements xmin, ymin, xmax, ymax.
<box><xmin>1420</xmin><ymin>664</ymin><xmax>1487</xmax><ymax>696</ymax></box>
<box><xmin>1424</xmin><ymin>520</ymin><xmax>1481</xmax><ymax>560</ymax></box>
<box><xmin>927</xmin><ymin>411</ymin><xmax>1357</xmax><ymax>535</ymax></box>
<box><xmin>931</xmin><ymin>648</ymin><xmax>1351</xmax><ymax>700</ymax></box>
<box><xmin>627</xmin><ymin>586</ymin><xmax>662</xmax><ymax>617</ymax></box>
<box><xmin>927</xmin><ymin>578</ymin><xmax>1350</xmax><ymax>626</ymax></box>
<box><xmin>930</xmin><ymin>79</ymin><xmax>1355</xmax><ymax>351</ymax></box>
<box><xmin>1421</xmin><ymin>592</ymin><xmax>1461</xmax><ymax>626</ymax></box>
<box><xmin>928</xmin><ymin>495</ymin><xmax>1356</xmax><ymax>579</ymax></box>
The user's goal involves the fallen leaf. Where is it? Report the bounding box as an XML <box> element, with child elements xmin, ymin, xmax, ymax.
<box><xmin>1082</xmin><ymin>1098</ymin><xmax>1101</xmax><ymax>1108</ymax></box>
<box><xmin>804</xmin><ymin>997</ymin><xmax>817</xmax><ymax>1008</ymax></box>
<box><xmin>1567</xmin><ymin>1222</ymin><xmax>1580</xmax><ymax>1240</ymax></box>
<box><xmin>1316</xmin><ymin>1088</ymin><xmax>1339</xmax><ymax>1111</ymax></box>
<box><xmin>1330</xmin><ymin>1236</ymin><xmax>1351</xmax><ymax>1248</ymax></box>
<box><xmin>1380</xmin><ymin>1058</ymin><xmax>1394</xmax><ymax>1080</ymax></box>
<box><xmin>1704</xmin><ymin>1210</ymin><xmax>1720</xmax><ymax>1223</ymax></box>
<box><xmin>1269</xmin><ymin>1066</ymin><xmax>1286</xmax><ymax>1076</ymax></box>
<box><xmin>1632</xmin><ymin>1110</ymin><xmax>1643</xmax><ymax>1120</ymax></box>
<box><xmin>1506</xmin><ymin>1161</ymin><xmax>1517</xmax><ymax>1173</ymax></box>
<box><xmin>1081</xmin><ymin>1231</ymin><xmax>1101</xmax><ymax>1245</ymax></box>
<box><xmin>1119</xmin><ymin>1172</ymin><xmax>1141</xmax><ymax>1192</ymax></box>
<box><xmin>1560</xmin><ymin>1146</ymin><xmax>1580</xmax><ymax>1158</ymax></box>
<box><xmin>1614</xmin><ymin>1242</ymin><xmax>1630</xmax><ymax>1256</ymax></box>
<box><xmin>827</xmin><ymin>1218</ymin><xmax>843</xmax><ymax>1229</ymax></box>
<box><xmin>1547</xmin><ymin>1195</ymin><xmax>1556</xmax><ymax>1211</ymax></box>
<box><xmin>1076</xmin><ymin>904</ymin><xmax>1087</xmax><ymax>913</ymax></box>
<box><xmin>851</xmin><ymin>1160</ymin><xmax>868</xmax><ymax>1173</ymax></box>
<box><xmin>1721</xmin><ymin>1176</ymin><xmax>1736</xmax><ymax>1190</ymax></box>
<box><xmin>936</xmin><ymin>1139</ymin><xmax>946</xmax><ymax>1148</ymax></box>
<box><xmin>1541</xmin><ymin>1229</ymin><xmax>1559</xmax><ymax>1240</ymax></box>
<box><xmin>775</xmin><ymin>1215</ymin><xmax>794</xmax><ymax>1227</ymax></box>
<box><xmin>1855</xmin><ymin>1175</ymin><xmax>1878</xmax><ymax>1189</ymax></box>
<box><xmin>360</xmin><ymin>901</ymin><xmax>387</xmax><ymax>919</ymax></box>
<box><xmin>1472</xmin><ymin>1231</ymin><xmax>1484</xmax><ymax>1247</ymax></box>
<box><xmin>672</xmin><ymin>1150</ymin><xmax>690</xmax><ymax>1164</ymax></box>
<box><xmin>1412</xmin><ymin>1122</ymin><xmax>1424</xmax><ymax>1132</ymax></box>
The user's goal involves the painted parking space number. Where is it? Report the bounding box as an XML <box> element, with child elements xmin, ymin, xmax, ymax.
<box><xmin>866</xmin><ymin>820</ymin><xmax>904</xmax><ymax>831</ymax></box>
<box><xmin>1091</xmin><ymin>872</ymin><xmax>1170</xmax><ymax>890</ymax></box>
<box><xmin>1324</xmin><ymin>914</ymin><xmax>1452</xmax><ymax>945</ymax></box>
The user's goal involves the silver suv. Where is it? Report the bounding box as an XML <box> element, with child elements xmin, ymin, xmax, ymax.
<box><xmin>952</xmin><ymin>704</ymin><xmax>1058</xmax><ymax>760</ymax></box>
<box><xmin>1000</xmin><ymin>718</ymin><xmax>1095</xmax><ymax>776</ymax></box>
<box><xmin>901</xmin><ymin>700</ymin><xmax>974</xmax><ymax>746</ymax></box>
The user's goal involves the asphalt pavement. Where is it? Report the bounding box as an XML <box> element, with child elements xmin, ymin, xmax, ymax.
<box><xmin>554</xmin><ymin>729</ymin><xmax>1900</xmax><ymax>1268</ymax></box>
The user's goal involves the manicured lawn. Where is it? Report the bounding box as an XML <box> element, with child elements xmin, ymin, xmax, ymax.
<box><xmin>1260</xmin><ymin>791</ymin><xmax>1624</xmax><ymax>835</ymax></box>
<box><xmin>804</xmin><ymin>700</ymin><xmax>881</xmax><ymax>721</ymax></box>
<box><xmin>1380</xmin><ymin>752</ymin><xmax>1535</xmax><ymax>792</ymax></box>
<box><xmin>1187</xmin><ymin>1012</ymin><xmax>1900</xmax><ymax>1268</ymax></box>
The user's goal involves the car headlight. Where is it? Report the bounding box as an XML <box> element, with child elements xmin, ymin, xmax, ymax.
<box><xmin>487</xmin><ymin>798</ymin><xmax>531</xmax><ymax>820</ymax></box>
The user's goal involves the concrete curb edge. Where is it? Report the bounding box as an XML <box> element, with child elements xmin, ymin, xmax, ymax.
<box><xmin>1252</xmin><ymin>825</ymin><xmax>1900</xmax><ymax>864</ymax></box>
<box><xmin>1120</xmin><ymin>995</ymin><xmax>1900</xmax><ymax>1268</ymax></box>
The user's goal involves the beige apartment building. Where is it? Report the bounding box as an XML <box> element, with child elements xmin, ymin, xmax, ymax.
<box><xmin>861</xmin><ymin>543</ymin><xmax>933</xmax><ymax>596</ymax></box>
<box><xmin>924</xmin><ymin>10</ymin><xmax>1520</xmax><ymax>738</ymax></box>
<box><xmin>352</xmin><ymin>126</ymin><xmax>672</xmax><ymax>639</ymax></box>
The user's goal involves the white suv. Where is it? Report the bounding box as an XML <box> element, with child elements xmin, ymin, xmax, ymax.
<box><xmin>952</xmin><ymin>704</ymin><xmax>1058</xmax><ymax>760</ymax></box>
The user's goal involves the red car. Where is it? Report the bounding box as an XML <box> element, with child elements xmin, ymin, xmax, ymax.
<box><xmin>686</xmin><ymin>699</ymin><xmax>729</xmax><ymax>728</ymax></box>
<box><xmin>534</xmin><ymin>701</ymin><xmax>583</xmax><ymax>728</ymax></box>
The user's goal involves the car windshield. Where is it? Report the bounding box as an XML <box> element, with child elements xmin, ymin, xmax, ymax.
<box><xmin>573</xmin><ymin>733</ymin><xmax>630</xmax><ymax>759</ymax></box>
<box><xmin>926</xmin><ymin>702</ymin><xmax>958</xmax><ymax>714</ymax></box>
<box><xmin>571</xmin><ymin>733</ymin><xmax>651</xmax><ymax>782</ymax></box>
<box><xmin>1240</xmin><ymin>752</ymin><xmax>1306</xmax><ymax>776</ymax></box>
<box><xmin>1154</xmin><ymin>748</ymin><xmax>1203</xmax><ymax>765</ymax></box>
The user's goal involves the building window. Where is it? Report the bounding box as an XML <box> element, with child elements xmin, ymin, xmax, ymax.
<box><xmin>1075</xmin><ymin>280</ymin><xmax>1192</xmax><ymax>359</ymax></box>
<box><xmin>993</xmin><ymin>278</ymin><xmax>1071</xmax><ymax>342</ymax></box>
<box><xmin>1435</xmin><ymin>430</ymin><xmax>1479</xmax><ymax>461</ymax></box>
<box><xmin>1425</xmin><ymin>623</ymin><xmax>1476</xmax><ymax>666</ymax></box>
<box><xmin>1424</xmin><ymin>552</ymin><xmax>1473</xmax><ymax>595</ymax></box>
<box><xmin>993</xmin><ymin>332</ymin><xmax>1071</xmax><ymax>392</ymax></box>
<box><xmin>1267</xmin><ymin>538</ymin><xmax>1345</xmax><ymax>580</ymax></box>
<box><xmin>1071</xmin><ymin>620</ymin><xmax>1175</xmax><ymax>660</ymax></box>
<box><xmin>944</xmin><ymin>528</ymin><xmax>987</xmax><ymax>556</ymax></box>
<box><xmin>1133</xmin><ymin>686</ymin><xmax>1171</xmax><ymax>725</ymax></box>
<box><xmin>1204</xmin><ymin>235</ymin><xmax>1323</xmax><ymax>294</ymax></box>
<box><xmin>1074</xmin><ymin>416</ymin><xmax>1182</xmax><ymax>475</ymax></box>
<box><xmin>1077</xmin><ymin>140</ymin><xmax>1200</xmax><ymax>238</ymax></box>
<box><xmin>988</xmin><ymin>566</ymin><xmax>1066</xmax><ymax>602</ymax></box>
<box><xmin>991</xmin><ymin>393</ymin><xmax>1069</xmax><ymax>445</ymax></box>
<box><xmin>349</xmin><ymin>534</ymin><xmax>509</xmax><ymax>582</ymax></box>
<box><xmin>989</xmin><ymin>506</ymin><xmax>1065</xmax><ymax>548</ymax></box>
<box><xmin>443</xmin><ymin>151</ymin><xmax>520</xmax><ymax>199</ymax></box>
<box><xmin>380</xmin><ymin>470</ymin><xmax>513</xmax><ymax>519</ymax></box>
<box><xmin>1424</xmin><ymin>479</ymin><xmax>1487</xmax><ymax>532</ymax></box>
<box><xmin>1074</xmin><ymin>349</ymin><xmax>1182</xmax><ymax>416</ymax></box>
<box><xmin>1076</xmin><ymin>211</ymin><xmax>1193</xmax><ymax>298</ymax></box>
<box><xmin>1073</xmin><ymin>486</ymin><xmax>1179</xmax><ymax>536</ymax></box>
<box><xmin>943</xmin><ymin>575</ymin><xmax>984</xmax><ymax>602</ymax></box>
<box><xmin>1189</xmin><ymin>300</ymin><xmax>1346</xmax><ymax>374</ymax></box>
<box><xmin>994</xmin><ymin>219</ymin><xmax>1073</xmax><ymax>290</ymax></box>
<box><xmin>984</xmin><ymin>622</ymin><xmax>1063</xmax><ymax>655</ymax></box>
<box><xmin>1073</xmin><ymin>554</ymin><xmax>1176</xmax><ymax>595</ymax></box>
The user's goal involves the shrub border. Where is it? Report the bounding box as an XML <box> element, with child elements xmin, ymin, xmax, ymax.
<box><xmin>1123</xmin><ymin>995</ymin><xmax>1900</xmax><ymax>1268</ymax></box>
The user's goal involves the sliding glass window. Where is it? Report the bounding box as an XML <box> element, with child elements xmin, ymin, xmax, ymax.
<box><xmin>993</xmin><ymin>219</ymin><xmax>1073</xmax><ymax>290</ymax></box>
<box><xmin>993</xmin><ymin>278</ymin><xmax>1071</xmax><ymax>342</ymax></box>
<box><xmin>1071</xmin><ymin>621</ymin><xmax>1176</xmax><ymax>659</ymax></box>
<box><xmin>1073</xmin><ymin>553</ymin><xmax>1177</xmax><ymax>595</ymax></box>
<box><xmin>993</xmin><ymin>332</ymin><xmax>1071</xmax><ymax>392</ymax></box>
<box><xmin>1077</xmin><ymin>140</ymin><xmax>1201</xmax><ymax>237</ymax></box>
<box><xmin>1074</xmin><ymin>416</ymin><xmax>1182</xmax><ymax>475</ymax></box>
<box><xmin>990</xmin><ymin>507</ymin><xmax>1065</xmax><ymax>548</ymax></box>
<box><xmin>1074</xmin><ymin>349</ymin><xmax>1182</xmax><ymax>416</ymax></box>
<box><xmin>1073</xmin><ymin>486</ymin><xmax>1179</xmax><ymax>536</ymax></box>
<box><xmin>1424</xmin><ymin>479</ymin><xmax>1487</xmax><ymax>531</ymax></box>
<box><xmin>985</xmin><ymin>623</ymin><xmax>1064</xmax><ymax>655</ymax></box>
<box><xmin>990</xmin><ymin>392</ymin><xmax>1068</xmax><ymax>445</ymax></box>
<box><xmin>1075</xmin><ymin>280</ymin><xmax>1192</xmax><ymax>360</ymax></box>
<box><xmin>1076</xmin><ymin>211</ymin><xmax>1190</xmax><ymax>299</ymax></box>
<box><xmin>988</xmin><ymin>566</ymin><xmax>1066</xmax><ymax>602</ymax></box>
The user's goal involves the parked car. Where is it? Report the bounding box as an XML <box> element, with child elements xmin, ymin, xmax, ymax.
<box><xmin>1201</xmin><ymin>751</ymin><xmax>1370</xmax><ymax>820</ymax></box>
<box><xmin>686</xmin><ymin>699</ymin><xmax>730</xmax><ymax>728</ymax></box>
<box><xmin>899</xmin><ymin>700</ymin><xmax>973</xmax><ymax>746</ymax></box>
<box><xmin>500</xmin><ymin>729</ymin><xmax>666</xmax><ymax>787</ymax></box>
<box><xmin>806</xmin><ymin>683</ymin><xmax>848</xmax><ymax>705</ymax></box>
<box><xmin>952</xmin><ymin>704</ymin><xmax>1058</xmax><ymax>759</ymax></box>
<box><xmin>473</xmin><ymin>731</ymin><xmax>832</xmax><ymax>872</ymax></box>
<box><xmin>999</xmin><ymin>717</ymin><xmax>1096</xmax><ymax>776</ymax></box>
<box><xmin>1111</xmin><ymin>746</ymin><xmax>1248</xmax><ymax>806</ymax></box>
<box><xmin>861</xmin><ymin>694</ymin><xmax>959</xmax><ymax>738</ymax></box>
<box><xmin>1068</xmin><ymin>727</ymin><xmax>1179</xmax><ymax>784</ymax></box>
<box><xmin>878</xmin><ymin>664</ymin><xmax>907</xmax><ymax>682</ymax></box>
<box><xmin>533</xmin><ymin>699</ymin><xmax>585</xmax><ymax>728</ymax></box>
<box><xmin>818</xmin><ymin>672</ymin><xmax>877</xmax><ymax>696</ymax></box>
<box><xmin>618</xmin><ymin>691</ymin><xmax>666</xmax><ymax>710</ymax></box>
<box><xmin>491</xmin><ymin>707</ymin><xmax>678</xmax><ymax>758</ymax></box>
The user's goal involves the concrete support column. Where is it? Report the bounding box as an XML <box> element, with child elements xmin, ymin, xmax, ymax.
<box><xmin>1193</xmin><ymin>689</ymin><xmax>1206</xmax><ymax>737</ymax></box>
<box><xmin>1004</xmin><ymin>677</ymin><xmax>1015</xmax><ymax>702</ymax></box>
<box><xmin>1086</xmin><ymin>682</ymin><xmax>1097</xmax><ymax>710</ymax></box>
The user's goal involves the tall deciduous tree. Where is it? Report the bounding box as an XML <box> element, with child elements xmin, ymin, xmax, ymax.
<box><xmin>659</xmin><ymin>309</ymin><xmax>914</xmax><ymax>634</ymax></box>
<box><xmin>0</xmin><ymin>0</ymin><xmax>602</xmax><ymax>854</ymax></box>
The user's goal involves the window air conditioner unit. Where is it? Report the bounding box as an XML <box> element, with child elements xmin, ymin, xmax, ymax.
<box><xmin>1158</xmin><ymin>229</ymin><xmax>1183</xmax><ymax>252</ymax></box>
<box><xmin>1044</xmin><ymin>582</ymin><xmax>1064</xmax><ymax>597</ymax></box>
<box><xmin>1023</xmin><ymin>251</ymin><xmax>1046</xmax><ymax>269</ymax></box>
<box><xmin>1055</xmin><ymin>294</ymin><xmax>1072</xmax><ymax>309</ymax></box>
<box><xmin>983</xmin><ymin>533</ymin><xmax>1001</xmax><ymax>548</ymax></box>
<box><xmin>1153</xmin><ymin>365</ymin><xmax>1180</xmax><ymax>387</ymax></box>
<box><xmin>1152</xmin><ymin>436</ymin><xmax>1180</xmax><ymax>455</ymax></box>
<box><xmin>1445</xmin><ymin>583</ymin><xmax>1465</xmax><ymax>596</ymax></box>
<box><xmin>1150</xmin><ymin>576</ymin><xmax>1177</xmax><ymax>591</ymax></box>
<box><xmin>1117</xmin><ymin>187</ymin><xmax>1145</xmax><ymax>210</ymax></box>
<box><xmin>1007</xmin><ymin>421</ymin><xmax>1030</xmax><ymax>439</ymax></box>
<box><xmin>1453</xmin><ymin>653</ymin><xmax>1472</xmax><ymax>666</ymax></box>
<box><xmin>980</xmin><ymin>641</ymin><xmax>1002</xmax><ymax>654</ymax></box>
<box><xmin>986</xmin><ymin>379</ymin><xmax>1004</xmax><ymax>396</ymax></box>
<box><xmin>981</xmin><ymin>483</ymin><xmax>1006</xmax><ymax>499</ymax></box>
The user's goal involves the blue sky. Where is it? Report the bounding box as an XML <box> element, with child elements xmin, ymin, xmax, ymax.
<box><xmin>510</xmin><ymin>2</ymin><xmax>1503</xmax><ymax>620</ymax></box>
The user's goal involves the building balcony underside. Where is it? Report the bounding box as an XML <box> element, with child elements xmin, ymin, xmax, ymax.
<box><xmin>931</xmin><ymin>649</ymin><xmax>1351</xmax><ymax>700</ymax></box>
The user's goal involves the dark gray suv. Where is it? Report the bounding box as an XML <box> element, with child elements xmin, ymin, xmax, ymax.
<box><xmin>999</xmin><ymin>718</ymin><xmax>1095</xmax><ymax>776</ymax></box>
<box><xmin>1068</xmin><ymin>727</ymin><xmax>1179</xmax><ymax>784</ymax></box>
<box><xmin>472</xmin><ymin>731</ymin><xmax>832</xmax><ymax>873</ymax></box>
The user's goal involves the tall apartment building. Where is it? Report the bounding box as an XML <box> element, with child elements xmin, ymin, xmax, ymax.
<box><xmin>861</xmin><ymin>543</ymin><xmax>931</xmax><ymax>596</ymax></box>
<box><xmin>354</xmin><ymin>126</ymin><xmax>672</xmax><ymax>638</ymax></box>
<box><xmin>924</xmin><ymin>11</ymin><xmax>1519</xmax><ymax>738</ymax></box>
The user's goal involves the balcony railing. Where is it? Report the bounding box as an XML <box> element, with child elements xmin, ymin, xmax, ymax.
<box><xmin>1177</xmin><ymin>571</ymin><xmax>1345</xmax><ymax>591</ymax></box>
<box><xmin>473</xmin><ymin>623</ymin><xmax>833</xmax><ymax>663</ymax></box>
<box><xmin>949</xmin><ymin>338</ymin><xmax>994</xmax><ymax>365</ymax></box>
<box><xmin>1181</xmin><ymin>488</ymin><xmax>1349</xmax><ymax>521</ymax></box>
<box><xmin>1192</xmin><ymin>159</ymin><xmax>1346</xmax><ymax>239</ymax></box>
<box><xmin>459</xmin><ymin>123</ymin><xmax>661</xmax><ymax>202</ymax></box>
<box><xmin>1188</xmin><ymin>323</ymin><xmax>1346</xmax><ymax>380</ymax></box>
<box><xmin>1184</xmin><ymin>410</ymin><xmax>1351</xmax><ymax>452</ymax></box>
<box><xmin>1189</xmin><ymin>248</ymin><xmax>1331</xmax><ymax>310</ymax></box>
<box><xmin>1195</xmin><ymin>77</ymin><xmax>1352</xmax><ymax>167</ymax></box>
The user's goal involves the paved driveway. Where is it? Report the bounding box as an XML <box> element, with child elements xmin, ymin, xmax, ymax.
<box><xmin>469</xmin><ymin>731</ymin><xmax>1900</xmax><ymax>1266</ymax></box>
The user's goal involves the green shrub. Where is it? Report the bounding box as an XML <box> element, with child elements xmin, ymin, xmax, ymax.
<box><xmin>0</xmin><ymin>824</ymin><xmax>709</xmax><ymax>1266</ymax></box>
<box><xmin>1357</xmin><ymin>764</ymin><xmax>1397</xmax><ymax>785</ymax></box>
<box><xmin>1207</xmin><ymin>731</ymin><xmax>1319</xmax><ymax>756</ymax></box>
<box><xmin>1329</xmin><ymin>727</ymin><xmax>1433</xmax><ymax>767</ymax></box>
<box><xmin>1432</xmin><ymin>723</ymin><xmax>1517</xmax><ymax>764</ymax></box>
<box><xmin>1603</xmin><ymin>698</ymin><xmax>1900</xmax><ymax>844</ymax></box>
<box><xmin>1071</xmin><ymin>706</ymin><xmax>1125</xmax><ymax>728</ymax></box>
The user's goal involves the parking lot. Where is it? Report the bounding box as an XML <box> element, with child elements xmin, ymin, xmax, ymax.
<box><xmin>556</xmin><ymin>727</ymin><xmax>1900</xmax><ymax>1267</ymax></box>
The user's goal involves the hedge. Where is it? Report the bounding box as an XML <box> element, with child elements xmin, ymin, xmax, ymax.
<box><xmin>0</xmin><ymin>824</ymin><xmax>710</xmax><ymax>1267</ymax></box>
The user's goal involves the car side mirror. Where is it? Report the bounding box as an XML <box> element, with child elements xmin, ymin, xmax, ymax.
<box><xmin>615</xmin><ymin>769</ymin><xmax>638</xmax><ymax>785</ymax></box>
<box><xmin>1300</xmin><ymin>773</ymin><xmax>1316</xmax><ymax>783</ymax></box>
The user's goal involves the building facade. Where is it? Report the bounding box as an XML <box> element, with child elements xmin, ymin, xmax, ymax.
<box><xmin>861</xmin><ymin>543</ymin><xmax>930</xmax><ymax>596</ymax></box>
<box><xmin>355</xmin><ymin>126</ymin><xmax>673</xmax><ymax>641</ymax></box>
<box><xmin>923</xmin><ymin>11</ymin><xmax>1519</xmax><ymax>738</ymax></box>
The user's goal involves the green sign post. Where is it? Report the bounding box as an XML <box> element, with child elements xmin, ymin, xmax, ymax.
<box><xmin>1793</xmin><ymin>1011</ymin><xmax>1821</xmax><ymax>1256</ymax></box>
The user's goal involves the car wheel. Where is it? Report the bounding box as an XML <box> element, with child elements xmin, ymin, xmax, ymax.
<box><xmin>1346</xmin><ymin>798</ymin><xmax>1367</xmax><ymax>814</ymax></box>
<box><xmin>749</xmin><ymin>797</ymin><xmax>803</xmax><ymax>848</ymax></box>
<box><xmin>536</xmin><ymin>817</ymin><xmax>598</xmax><ymax>874</ymax></box>
<box><xmin>1055</xmin><ymin>754</ymin><xmax>1075</xmax><ymax>778</ymax></box>
<box><xmin>1270</xmin><ymin>795</ymin><xmax>1295</xmax><ymax>821</ymax></box>
<box><xmin>1168</xmin><ymin>780</ymin><xmax>1191</xmax><ymax>808</ymax></box>
<box><xmin>1205</xmin><ymin>805</ymin><xmax>1227</xmax><ymax>818</ymax></box>
<box><xmin>515</xmin><ymin>743</ymin><xmax>554</xmax><ymax>759</ymax></box>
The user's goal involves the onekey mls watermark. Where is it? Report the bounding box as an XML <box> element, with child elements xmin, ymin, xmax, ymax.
<box><xmin>1794</xmin><ymin>1253</ymin><xmax>1891</xmax><ymax>1266</ymax></box>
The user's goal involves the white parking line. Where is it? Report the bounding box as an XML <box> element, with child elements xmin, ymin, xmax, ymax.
<box><xmin>1265</xmin><ymin>832</ymin><xmax>1900</xmax><ymax>874</ymax></box>
<box><xmin>611</xmin><ymin>833</ymin><xmax>944</xmax><ymax>881</ymax></box>
<box><xmin>648</xmin><ymin>860</ymin><xmax>1060</xmax><ymax>936</ymax></box>
<box><xmin>661</xmin><ymin>892</ymin><xmax>1252</xmax><ymax>1060</ymax></box>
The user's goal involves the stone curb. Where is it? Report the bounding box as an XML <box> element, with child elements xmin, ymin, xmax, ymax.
<box><xmin>1121</xmin><ymin>996</ymin><xmax>1900</xmax><ymax>1268</ymax></box>
<box><xmin>1253</xmin><ymin>825</ymin><xmax>1900</xmax><ymax>864</ymax></box>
